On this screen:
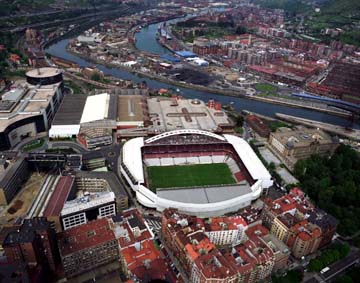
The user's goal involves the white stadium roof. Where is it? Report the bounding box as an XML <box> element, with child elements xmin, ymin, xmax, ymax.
<box><xmin>80</xmin><ymin>93</ymin><xmax>110</xmax><ymax>124</ymax></box>
<box><xmin>224</xmin><ymin>134</ymin><xmax>272</xmax><ymax>184</ymax></box>
<box><xmin>122</xmin><ymin>136</ymin><xmax>144</xmax><ymax>183</ymax></box>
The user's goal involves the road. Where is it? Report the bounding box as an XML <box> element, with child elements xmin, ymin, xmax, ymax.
<box><xmin>304</xmin><ymin>250</ymin><xmax>360</xmax><ymax>283</ymax></box>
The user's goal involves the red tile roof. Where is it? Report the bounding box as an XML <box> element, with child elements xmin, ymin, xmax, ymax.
<box><xmin>58</xmin><ymin>218</ymin><xmax>116</xmax><ymax>256</ymax></box>
<box><xmin>43</xmin><ymin>176</ymin><xmax>74</xmax><ymax>217</ymax></box>
<box><xmin>121</xmin><ymin>239</ymin><xmax>161</xmax><ymax>271</ymax></box>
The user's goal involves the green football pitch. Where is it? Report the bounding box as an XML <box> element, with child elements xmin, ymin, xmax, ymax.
<box><xmin>147</xmin><ymin>163</ymin><xmax>236</xmax><ymax>191</ymax></box>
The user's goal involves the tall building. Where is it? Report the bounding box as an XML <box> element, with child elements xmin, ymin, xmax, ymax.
<box><xmin>58</xmin><ymin>218</ymin><xmax>119</xmax><ymax>279</ymax></box>
<box><xmin>3</xmin><ymin>218</ymin><xmax>59</xmax><ymax>271</ymax></box>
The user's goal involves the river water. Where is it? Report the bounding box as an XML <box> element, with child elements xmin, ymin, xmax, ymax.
<box><xmin>45</xmin><ymin>21</ymin><xmax>358</xmax><ymax>129</ymax></box>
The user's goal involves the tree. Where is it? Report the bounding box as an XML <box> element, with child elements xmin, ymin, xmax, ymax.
<box><xmin>336</xmin><ymin>275</ymin><xmax>353</xmax><ymax>283</ymax></box>
<box><xmin>235</xmin><ymin>26</ymin><xmax>247</xmax><ymax>35</ymax></box>
<box><xmin>91</xmin><ymin>73</ymin><xmax>101</xmax><ymax>82</ymax></box>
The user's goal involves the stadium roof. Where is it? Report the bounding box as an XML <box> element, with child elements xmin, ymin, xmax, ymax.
<box><xmin>122</xmin><ymin>137</ymin><xmax>144</xmax><ymax>183</ymax></box>
<box><xmin>80</xmin><ymin>93</ymin><xmax>110</xmax><ymax>124</ymax></box>
<box><xmin>145</xmin><ymin>129</ymin><xmax>225</xmax><ymax>144</ymax></box>
<box><xmin>157</xmin><ymin>184</ymin><xmax>251</xmax><ymax>204</ymax></box>
<box><xmin>224</xmin><ymin>134</ymin><xmax>271</xmax><ymax>184</ymax></box>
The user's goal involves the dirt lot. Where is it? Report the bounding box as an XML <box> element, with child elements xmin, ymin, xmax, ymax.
<box><xmin>0</xmin><ymin>173</ymin><xmax>46</xmax><ymax>226</ymax></box>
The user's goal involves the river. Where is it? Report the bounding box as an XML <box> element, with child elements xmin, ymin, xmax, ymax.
<box><xmin>45</xmin><ymin>21</ymin><xmax>358</xmax><ymax>129</ymax></box>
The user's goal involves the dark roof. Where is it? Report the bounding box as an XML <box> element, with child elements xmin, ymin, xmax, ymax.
<box><xmin>81</xmin><ymin>151</ymin><xmax>105</xmax><ymax>161</ymax></box>
<box><xmin>112</xmin><ymin>215</ymin><xmax>124</xmax><ymax>223</ymax></box>
<box><xmin>52</xmin><ymin>95</ymin><xmax>86</xmax><ymax>125</ymax></box>
<box><xmin>22</xmin><ymin>217</ymin><xmax>51</xmax><ymax>231</ymax></box>
<box><xmin>107</xmin><ymin>94</ymin><xmax>117</xmax><ymax>121</ymax></box>
<box><xmin>3</xmin><ymin>230</ymin><xmax>36</xmax><ymax>245</ymax></box>
<box><xmin>128</xmin><ymin>214</ymin><xmax>146</xmax><ymax>230</ymax></box>
<box><xmin>308</xmin><ymin>208</ymin><xmax>338</xmax><ymax>231</ymax></box>
<box><xmin>0</xmin><ymin>156</ymin><xmax>26</xmax><ymax>188</ymax></box>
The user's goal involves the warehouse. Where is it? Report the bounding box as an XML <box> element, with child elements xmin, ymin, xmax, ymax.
<box><xmin>49</xmin><ymin>95</ymin><xmax>86</xmax><ymax>139</ymax></box>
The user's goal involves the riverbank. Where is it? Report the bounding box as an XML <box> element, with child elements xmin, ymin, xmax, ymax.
<box><xmin>276</xmin><ymin>113</ymin><xmax>360</xmax><ymax>141</ymax></box>
<box><xmin>66</xmin><ymin>45</ymin><xmax>352</xmax><ymax>119</ymax></box>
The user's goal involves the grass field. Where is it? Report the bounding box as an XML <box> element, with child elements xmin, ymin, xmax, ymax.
<box><xmin>147</xmin><ymin>163</ymin><xmax>235</xmax><ymax>191</ymax></box>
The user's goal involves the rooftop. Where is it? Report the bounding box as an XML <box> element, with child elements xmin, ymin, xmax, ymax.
<box><xmin>117</xmin><ymin>95</ymin><xmax>146</xmax><ymax>122</ymax></box>
<box><xmin>271</xmin><ymin>126</ymin><xmax>337</xmax><ymax>149</ymax></box>
<box><xmin>80</xmin><ymin>93</ymin><xmax>110</xmax><ymax>124</ymax></box>
<box><xmin>26</xmin><ymin>67</ymin><xmax>61</xmax><ymax>78</ymax></box>
<box><xmin>147</xmin><ymin>97</ymin><xmax>231</xmax><ymax>132</ymax></box>
<box><xmin>0</xmin><ymin>83</ymin><xmax>61</xmax><ymax>132</ymax></box>
<box><xmin>43</xmin><ymin>175</ymin><xmax>75</xmax><ymax>217</ymax></box>
<box><xmin>58</xmin><ymin>218</ymin><xmax>115</xmax><ymax>256</ymax></box>
<box><xmin>51</xmin><ymin>95</ymin><xmax>86</xmax><ymax>125</ymax></box>
<box><xmin>61</xmin><ymin>191</ymin><xmax>115</xmax><ymax>216</ymax></box>
<box><xmin>205</xmin><ymin>215</ymin><xmax>247</xmax><ymax>231</ymax></box>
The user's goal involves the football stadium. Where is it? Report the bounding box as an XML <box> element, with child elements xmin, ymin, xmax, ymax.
<box><xmin>120</xmin><ymin>129</ymin><xmax>273</xmax><ymax>217</ymax></box>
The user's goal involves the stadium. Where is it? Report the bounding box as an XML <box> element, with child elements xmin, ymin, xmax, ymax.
<box><xmin>120</xmin><ymin>129</ymin><xmax>273</xmax><ymax>217</ymax></box>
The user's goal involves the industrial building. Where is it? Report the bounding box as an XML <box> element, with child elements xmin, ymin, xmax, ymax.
<box><xmin>50</xmin><ymin>92</ymin><xmax>234</xmax><ymax>145</ymax></box>
<box><xmin>0</xmin><ymin>67</ymin><xmax>64</xmax><ymax>150</ymax></box>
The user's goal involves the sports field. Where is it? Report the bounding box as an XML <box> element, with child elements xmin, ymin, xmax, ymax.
<box><xmin>147</xmin><ymin>163</ymin><xmax>235</xmax><ymax>191</ymax></box>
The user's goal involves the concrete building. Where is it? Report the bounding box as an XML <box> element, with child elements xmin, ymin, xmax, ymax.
<box><xmin>42</xmin><ymin>172</ymin><xmax>127</xmax><ymax>231</ymax></box>
<box><xmin>269</xmin><ymin>126</ymin><xmax>339</xmax><ymax>167</ymax></box>
<box><xmin>224</xmin><ymin>236</ymin><xmax>275</xmax><ymax>283</ymax></box>
<box><xmin>75</xmin><ymin>171</ymin><xmax>128</xmax><ymax>212</ymax></box>
<box><xmin>58</xmin><ymin>218</ymin><xmax>119</xmax><ymax>279</ymax></box>
<box><xmin>0</xmin><ymin>67</ymin><xmax>64</xmax><ymax>150</ymax></box>
<box><xmin>286</xmin><ymin>220</ymin><xmax>322</xmax><ymax>259</ymax></box>
<box><xmin>0</xmin><ymin>155</ymin><xmax>30</xmax><ymax>205</ymax></box>
<box><xmin>111</xmin><ymin>209</ymin><xmax>171</xmax><ymax>282</ymax></box>
<box><xmin>60</xmin><ymin>190</ymin><xmax>116</xmax><ymax>230</ymax></box>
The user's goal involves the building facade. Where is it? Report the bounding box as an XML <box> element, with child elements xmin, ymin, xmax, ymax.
<box><xmin>58</xmin><ymin>218</ymin><xmax>120</xmax><ymax>278</ymax></box>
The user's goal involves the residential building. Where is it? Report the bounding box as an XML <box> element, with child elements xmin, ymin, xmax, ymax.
<box><xmin>3</xmin><ymin>218</ymin><xmax>59</xmax><ymax>271</ymax></box>
<box><xmin>261</xmin><ymin>188</ymin><xmax>337</xmax><ymax>258</ymax></box>
<box><xmin>204</xmin><ymin>216</ymin><xmax>247</xmax><ymax>246</ymax></box>
<box><xmin>58</xmin><ymin>218</ymin><xmax>119</xmax><ymax>279</ymax></box>
<box><xmin>286</xmin><ymin>220</ymin><xmax>322</xmax><ymax>259</ymax></box>
<box><xmin>162</xmin><ymin>208</ymin><xmax>285</xmax><ymax>282</ymax></box>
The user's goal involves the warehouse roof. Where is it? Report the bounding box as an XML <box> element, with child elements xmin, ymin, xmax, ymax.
<box><xmin>52</xmin><ymin>95</ymin><xmax>86</xmax><ymax>125</ymax></box>
<box><xmin>80</xmin><ymin>93</ymin><xmax>110</xmax><ymax>124</ymax></box>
